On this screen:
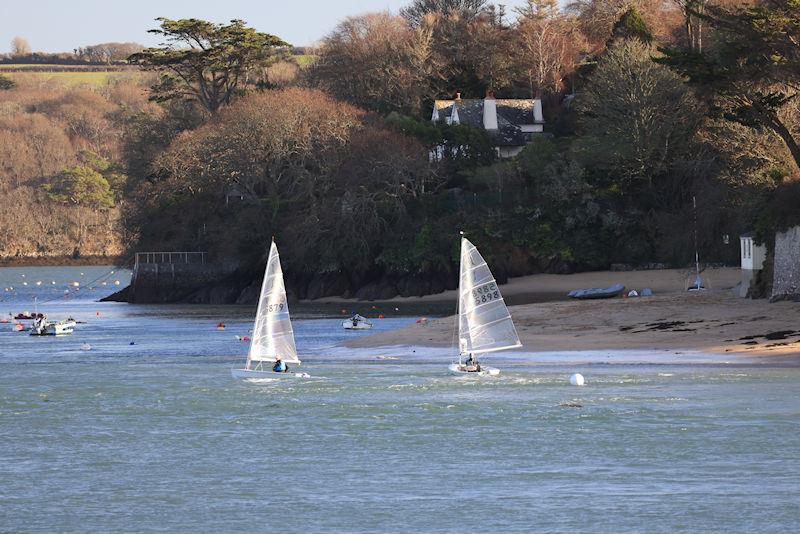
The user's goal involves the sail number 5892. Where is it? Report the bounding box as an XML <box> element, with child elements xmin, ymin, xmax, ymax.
<box><xmin>472</xmin><ymin>283</ymin><xmax>499</xmax><ymax>306</ymax></box>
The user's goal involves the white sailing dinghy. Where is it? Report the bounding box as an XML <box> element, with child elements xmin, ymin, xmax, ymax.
<box><xmin>449</xmin><ymin>235</ymin><xmax>522</xmax><ymax>376</ymax></box>
<box><xmin>231</xmin><ymin>240</ymin><xmax>310</xmax><ymax>380</ymax></box>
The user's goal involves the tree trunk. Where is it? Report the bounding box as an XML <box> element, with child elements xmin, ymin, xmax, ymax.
<box><xmin>768</xmin><ymin>117</ymin><xmax>800</xmax><ymax>173</ymax></box>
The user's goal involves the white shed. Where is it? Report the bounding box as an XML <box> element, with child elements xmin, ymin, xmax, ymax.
<box><xmin>740</xmin><ymin>233</ymin><xmax>765</xmax><ymax>271</ymax></box>
<box><xmin>738</xmin><ymin>232</ymin><xmax>766</xmax><ymax>297</ymax></box>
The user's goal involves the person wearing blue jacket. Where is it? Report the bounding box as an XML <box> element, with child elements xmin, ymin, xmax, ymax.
<box><xmin>272</xmin><ymin>358</ymin><xmax>288</xmax><ymax>373</ymax></box>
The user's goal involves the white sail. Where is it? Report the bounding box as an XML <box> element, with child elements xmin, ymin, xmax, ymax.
<box><xmin>458</xmin><ymin>237</ymin><xmax>521</xmax><ymax>355</ymax></box>
<box><xmin>247</xmin><ymin>240</ymin><xmax>300</xmax><ymax>364</ymax></box>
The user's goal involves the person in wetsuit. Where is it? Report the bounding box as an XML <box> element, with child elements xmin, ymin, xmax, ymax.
<box><xmin>464</xmin><ymin>354</ymin><xmax>481</xmax><ymax>372</ymax></box>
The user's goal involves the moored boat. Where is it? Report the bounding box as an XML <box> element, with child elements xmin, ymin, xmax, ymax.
<box><xmin>30</xmin><ymin>316</ymin><xmax>76</xmax><ymax>336</ymax></box>
<box><xmin>342</xmin><ymin>314</ymin><xmax>372</xmax><ymax>330</ymax></box>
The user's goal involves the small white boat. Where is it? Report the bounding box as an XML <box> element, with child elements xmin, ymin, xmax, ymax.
<box><xmin>231</xmin><ymin>239</ymin><xmax>310</xmax><ymax>380</ymax></box>
<box><xmin>30</xmin><ymin>317</ymin><xmax>76</xmax><ymax>336</ymax></box>
<box><xmin>342</xmin><ymin>314</ymin><xmax>372</xmax><ymax>330</ymax></box>
<box><xmin>449</xmin><ymin>234</ymin><xmax>522</xmax><ymax>376</ymax></box>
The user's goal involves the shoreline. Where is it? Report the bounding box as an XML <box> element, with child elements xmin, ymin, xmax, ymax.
<box><xmin>343</xmin><ymin>289</ymin><xmax>800</xmax><ymax>365</ymax></box>
<box><xmin>0</xmin><ymin>256</ymin><xmax>125</xmax><ymax>268</ymax></box>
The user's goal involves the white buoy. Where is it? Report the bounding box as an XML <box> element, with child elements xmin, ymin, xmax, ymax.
<box><xmin>569</xmin><ymin>373</ymin><xmax>585</xmax><ymax>386</ymax></box>
<box><xmin>72</xmin><ymin>281</ymin><xmax>80</xmax><ymax>287</ymax></box>
<box><xmin>81</xmin><ymin>343</ymin><xmax>92</xmax><ymax>351</ymax></box>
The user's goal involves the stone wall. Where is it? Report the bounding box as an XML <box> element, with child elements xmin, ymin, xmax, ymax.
<box><xmin>128</xmin><ymin>262</ymin><xmax>233</xmax><ymax>303</ymax></box>
<box><xmin>771</xmin><ymin>225</ymin><xmax>800</xmax><ymax>302</ymax></box>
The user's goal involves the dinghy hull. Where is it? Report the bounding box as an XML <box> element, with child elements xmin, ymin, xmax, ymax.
<box><xmin>231</xmin><ymin>368</ymin><xmax>310</xmax><ymax>380</ymax></box>
<box><xmin>448</xmin><ymin>363</ymin><xmax>500</xmax><ymax>376</ymax></box>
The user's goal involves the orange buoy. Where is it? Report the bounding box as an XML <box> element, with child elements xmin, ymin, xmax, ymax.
<box><xmin>96</xmin><ymin>311</ymin><xmax>101</xmax><ymax>317</ymax></box>
<box><xmin>378</xmin><ymin>314</ymin><xmax>385</xmax><ymax>319</ymax></box>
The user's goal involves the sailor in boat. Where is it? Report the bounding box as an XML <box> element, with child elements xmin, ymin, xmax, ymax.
<box><xmin>272</xmin><ymin>357</ymin><xmax>288</xmax><ymax>373</ymax></box>
<box><xmin>464</xmin><ymin>354</ymin><xmax>482</xmax><ymax>373</ymax></box>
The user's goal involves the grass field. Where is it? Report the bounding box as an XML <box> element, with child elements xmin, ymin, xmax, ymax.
<box><xmin>0</xmin><ymin>63</ymin><xmax>131</xmax><ymax>70</ymax></box>
<box><xmin>1</xmin><ymin>66</ymin><xmax>145</xmax><ymax>86</ymax></box>
<box><xmin>292</xmin><ymin>54</ymin><xmax>317</xmax><ymax>66</ymax></box>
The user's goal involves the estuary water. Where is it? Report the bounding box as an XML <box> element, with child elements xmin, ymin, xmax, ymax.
<box><xmin>1</xmin><ymin>267</ymin><xmax>799</xmax><ymax>532</ymax></box>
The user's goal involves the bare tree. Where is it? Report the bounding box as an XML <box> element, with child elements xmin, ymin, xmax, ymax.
<box><xmin>308</xmin><ymin>13</ymin><xmax>436</xmax><ymax>116</ymax></box>
<box><xmin>513</xmin><ymin>1</ymin><xmax>585</xmax><ymax>97</ymax></box>
<box><xmin>11</xmin><ymin>36</ymin><xmax>31</xmax><ymax>56</ymax></box>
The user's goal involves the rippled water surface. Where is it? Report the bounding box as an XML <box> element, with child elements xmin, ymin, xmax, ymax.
<box><xmin>1</xmin><ymin>267</ymin><xmax>799</xmax><ymax>532</ymax></box>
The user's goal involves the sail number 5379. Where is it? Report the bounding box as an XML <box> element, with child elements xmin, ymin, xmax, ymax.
<box><xmin>472</xmin><ymin>283</ymin><xmax>499</xmax><ymax>305</ymax></box>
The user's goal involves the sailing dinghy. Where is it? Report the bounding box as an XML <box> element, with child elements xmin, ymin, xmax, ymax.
<box><xmin>231</xmin><ymin>239</ymin><xmax>309</xmax><ymax>380</ymax></box>
<box><xmin>449</xmin><ymin>235</ymin><xmax>522</xmax><ymax>376</ymax></box>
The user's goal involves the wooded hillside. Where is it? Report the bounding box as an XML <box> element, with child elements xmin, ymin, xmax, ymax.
<box><xmin>3</xmin><ymin>1</ymin><xmax>797</xmax><ymax>298</ymax></box>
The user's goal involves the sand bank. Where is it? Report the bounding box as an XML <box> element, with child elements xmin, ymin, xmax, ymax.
<box><xmin>344</xmin><ymin>269</ymin><xmax>800</xmax><ymax>364</ymax></box>
<box><xmin>310</xmin><ymin>267</ymin><xmax>742</xmax><ymax>305</ymax></box>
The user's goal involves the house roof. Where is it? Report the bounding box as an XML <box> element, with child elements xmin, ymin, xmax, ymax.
<box><xmin>433</xmin><ymin>98</ymin><xmax>542</xmax><ymax>147</ymax></box>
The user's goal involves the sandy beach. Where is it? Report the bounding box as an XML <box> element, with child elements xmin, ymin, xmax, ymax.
<box><xmin>344</xmin><ymin>267</ymin><xmax>800</xmax><ymax>363</ymax></box>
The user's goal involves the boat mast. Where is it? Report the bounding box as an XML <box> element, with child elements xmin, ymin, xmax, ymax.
<box><xmin>457</xmin><ymin>231</ymin><xmax>465</xmax><ymax>366</ymax></box>
<box><xmin>693</xmin><ymin>196</ymin><xmax>700</xmax><ymax>281</ymax></box>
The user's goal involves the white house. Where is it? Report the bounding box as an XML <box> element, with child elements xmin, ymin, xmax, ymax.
<box><xmin>431</xmin><ymin>90</ymin><xmax>544</xmax><ymax>158</ymax></box>
<box><xmin>738</xmin><ymin>232</ymin><xmax>766</xmax><ymax>297</ymax></box>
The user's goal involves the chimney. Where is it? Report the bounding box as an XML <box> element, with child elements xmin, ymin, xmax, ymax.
<box><xmin>483</xmin><ymin>89</ymin><xmax>497</xmax><ymax>130</ymax></box>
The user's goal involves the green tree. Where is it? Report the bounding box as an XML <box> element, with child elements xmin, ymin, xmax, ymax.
<box><xmin>385</xmin><ymin>112</ymin><xmax>495</xmax><ymax>177</ymax></box>
<box><xmin>0</xmin><ymin>74</ymin><xmax>15</xmax><ymax>90</ymax></box>
<box><xmin>661</xmin><ymin>0</ymin><xmax>800</xmax><ymax>172</ymax></box>
<box><xmin>575</xmin><ymin>40</ymin><xmax>701</xmax><ymax>190</ymax></box>
<box><xmin>609</xmin><ymin>7</ymin><xmax>653</xmax><ymax>45</ymax></box>
<box><xmin>129</xmin><ymin>18</ymin><xmax>289</xmax><ymax>114</ymax></box>
<box><xmin>45</xmin><ymin>166</ymin><xmax>115</xmax><ymax>210</ymax></box>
